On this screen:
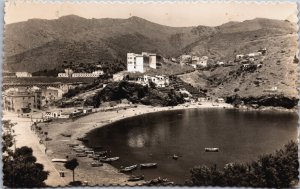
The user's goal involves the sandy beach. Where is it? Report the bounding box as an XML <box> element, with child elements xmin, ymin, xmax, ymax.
<box><xmin>5</xmin><ymin>102</ymin><xmax>233</xmax><ymax>186</ymax></box>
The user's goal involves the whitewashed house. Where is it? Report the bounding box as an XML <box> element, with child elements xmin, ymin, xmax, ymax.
<box><xmin>247</xmin><ymin>52</ymin><xmax>262</xmax><ymax>57</ymax></box>
<box><xmin>16</xmin><ymin>72</ymin><xmax>32</xmax><ymax>77</ymax></box>
<box><xmin>137</xmin><ymin>75</ymin><xmax>169</xmax><ymax>88</ymax></box>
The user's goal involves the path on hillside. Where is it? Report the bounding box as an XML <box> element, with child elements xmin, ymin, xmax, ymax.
<box><xmin>3</xmin><ymin>112</ymin><xmax>67</xmax><ymax>187</ymax></box>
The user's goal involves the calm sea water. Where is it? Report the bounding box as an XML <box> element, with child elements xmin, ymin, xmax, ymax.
<box><xmin>85</xmin><ymin>109</ymin><xmax>298</xmax><ymax>184</ymax></box>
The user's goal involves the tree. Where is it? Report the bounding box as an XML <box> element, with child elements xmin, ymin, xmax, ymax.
<box><xmin>187</xmin><ymin>141</ymin><xmax>298</xmax><ymax>188</ymax></box>
<box><xmin>3</xmin><ymin>146</ymin><xmax>49</xmax><ymax>187</ymax></box>
<box><xmin>64</xmin><ymin>158</ymin><xmax>79</xmax><ymax>182</ymax></box>
<box><xmin>2</xmin><ymin>120</ymin><xmax>49</xmax><ymax>187</ymax></box>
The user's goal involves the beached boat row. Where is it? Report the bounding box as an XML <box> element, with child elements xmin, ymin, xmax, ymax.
<box><xmin>120</xmin><ymin>163</ymin><xmax>158</xmax><ymax>173</ymax></box>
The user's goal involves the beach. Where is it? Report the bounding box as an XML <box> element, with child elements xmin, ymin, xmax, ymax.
<box><xmin>5</xmin><ymin>102</ymin><xmax>233</xmax><ymax>186</ymax></box>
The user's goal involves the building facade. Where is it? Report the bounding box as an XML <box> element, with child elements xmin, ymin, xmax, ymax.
<box><xmin>16</xmin><ymin>72</ymin><xmax>32</xmax><ymax>78</ymax></box>
<box><xmin>137</xmin><ymin>74</ymin><xmax>170</xmax><ymax>88</ymax></box>
<box><xmin>149</xmin><ymin>54</ymin><xmax>157</xmax><ymax>69</ymax></box>
<box><xmin>3</xmin><ymin>87</ymin><xmax>42</xmax><ymax>113</ymax></box>
<box><xmin>127</xmin><ymin>52</ymin><xmax>157</xmax><ymax>73</ymax></box>
<box><xmin>42</xmin><ymin>87</ymin><xmax>63</xmax><ymax>105</ymax></box>
<box><xmin>58</xmin><ymin>69</ymin><xmax>104</xmax><ymax>78</ymax></box>
<box><xmin>127</xmin><ymin>53</ymin><xmax>144</xmax><ymax>73</ymax></box>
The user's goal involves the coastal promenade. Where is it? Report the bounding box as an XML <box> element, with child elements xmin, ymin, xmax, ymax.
<box><xmin>3</xmin><ymin>112</ymin><xmax>67</xmax><ymax>187</ymax></box>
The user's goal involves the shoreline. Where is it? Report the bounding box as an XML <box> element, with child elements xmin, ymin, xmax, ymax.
<box><xmin>6</xmin><ymin>102</ymin><xmax>297</xmax><ymax>186</ymax></box>
<box><xmin>34</xmin><ymin>102</ymin><xmax>234</xmax><ymax>186</ymax></box>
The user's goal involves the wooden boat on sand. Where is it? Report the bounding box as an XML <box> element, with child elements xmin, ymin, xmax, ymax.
<box><xmin>128</xmin><ymin>175</ymin><xmax>144</xmax><ymax>182</ymax></box>
<box><xmin>100</xmin><ymin>157</ymin><xmax>120</xmax><ymax>163</ymax></box>
<box><xmin>140</xmin><ymin>163</ymin><xmax>158</xmax><ymax>169</ymax></box>
<box><xmin>120</xmin><ymin>164</ymin><xmax>138</xmax><ymax>173</ymax></box>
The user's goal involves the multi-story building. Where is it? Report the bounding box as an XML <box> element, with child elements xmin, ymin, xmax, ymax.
<box><xmin>149</xmin><ymin>54</ymin><xmax>157</xmax><ymax>69</ymax></box>
<box><xmin>3</xmin><ymin>87</ymin><xmax>42</xmax><ymax>113</ymax></box>
<box><xmin>127</xmin><ymin>53</ymin><xmax>144</xmax><ymax>73</ymax></box>
<box><xmin>15</xmin><ymin>72</ymin><xmax>32</xmax><ymax>78</ymax></box>
<box><xmin>127</xmin><ymin>52</ymin><xmax>157</xmax><ymax>73</ymax></box>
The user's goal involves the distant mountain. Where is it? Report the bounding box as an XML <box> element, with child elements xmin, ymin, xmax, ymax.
<box><xmin>4</xmin><ymin>15</ymin><xmax>214</xmax><ymax>72</ymax></box>
<box><xmin>4</xmin><ymin>15</ymin><xmax>297</xmax><ymax>73</ymax></box>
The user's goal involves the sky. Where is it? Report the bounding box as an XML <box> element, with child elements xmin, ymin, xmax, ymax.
<box><xmin>5</xmin><ymin>1</ymin><xmax>298</xmax><ymax>27</ymax></box>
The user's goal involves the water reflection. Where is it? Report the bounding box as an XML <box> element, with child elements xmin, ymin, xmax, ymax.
<box><xmin>86</xmin><ymin>109</ymin><xmax>298</xmax><ymax>184</ymax></box>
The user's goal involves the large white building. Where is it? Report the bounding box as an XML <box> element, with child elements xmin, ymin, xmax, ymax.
<box><xmin>72</xmin><ymin>70</ymin><xmax>104</xmax><ymax>78</ymax></box>
<box><xmin>127</xmin><ymin>53</ymin><xmax>144</xmax><ymax>73</ymax></box>
<box><xmin>16</xmin><ymin>72</ymin><xmax>32</xmax><ymax>78</ymax></box>
<box><xmin>127</xmin><ymin>52</ymin><xmax>157</xmax><ymax>73</ymax></box>
<box><xmin>149</xmin><ymin>54</ymin><xmax>157</xmax><ymax>69</ymax></box>
<box><xmin>58</xmin><ymin>69</ymin><xmax>104</xmax><ymax>78</ymax></box>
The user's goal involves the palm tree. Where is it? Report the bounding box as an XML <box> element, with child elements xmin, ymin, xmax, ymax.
<box><xmin>64</xmin><ymin>158</ymin><xmax>79</xmax><ymax>182</ymax></box>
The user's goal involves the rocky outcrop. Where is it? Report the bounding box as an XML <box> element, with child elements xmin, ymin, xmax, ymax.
<box><xmin>226</xmin><ymin>94</ymin><xmax>298</xmax><ymax>109</ymax></box>
<box><xmin>85</xmin><ymin>81</ymin><xmax>185</xmax><ymax>107</ymax></box>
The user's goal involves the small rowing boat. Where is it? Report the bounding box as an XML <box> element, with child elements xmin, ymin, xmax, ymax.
<box><xmin>91</xmin><ymin>162</ymin><xmax>103</xmax><ymax>167</ymax></box>
<box><xmin>100</xmin><ymin>157</ymin><xmax>120</xmax><ymax>163</ymax></box>
<box><xmin>205</xmin><ymin>148</ymin><xmax>219</xmax><ymax>152</ymax></box>
<box><xmin>140</xmin><ymin>163</ymin><xmax>158</xmax><ymax>169</ymax></box>
<box><xmin>128</xmin><ymin>175</ymin><xmax>144</xmax><ymax>182</ymax></box>
<box><xmin>120</xmin><ymin>164</ymin><xmax>138</xmax><ymax>173</ymax></box>
<box><xmin>76</xmin><ymin>153</ymin><xmax>87</xmax><ymax>157</ymax></box>
<box><xmin>51</xmin><ymin>158</ymin><xmax>67</xmax><ymax>163</ymax></box>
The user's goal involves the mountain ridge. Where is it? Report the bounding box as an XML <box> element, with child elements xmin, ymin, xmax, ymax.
<box><xmin>4</xmin><ymin>15</ymin><xmax>297</xmax><ymax>73</ymax></box>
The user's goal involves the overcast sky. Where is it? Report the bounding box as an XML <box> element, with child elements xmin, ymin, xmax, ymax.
<box><xmin>5</xmin><ymin>1</ymin><xmax>298</xmax><ymax>27</ymax></box>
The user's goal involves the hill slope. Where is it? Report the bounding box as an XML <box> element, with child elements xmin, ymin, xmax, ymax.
<box><xmin>4</xmin><ymin>15</ymin><xmax>216</xmax><ymax>72</ymax></box>
<box><xmin>4</xmin><ymin>16</ymin><xmax>299</xmax><ymax>104</ymax></box>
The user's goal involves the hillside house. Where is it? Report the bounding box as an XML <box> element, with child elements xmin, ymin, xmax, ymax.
<box><xmin>16</xmin><ymin>72</ymin><xmax>32</xmax><ymax>78</ymax></box>
<box><xmin>217</xmin><ymin>61</ymin><xmax>225</xmax><ymax>66</ymax></box>
<box><xmin>171</xmin><ymin>58</ymin><xmax>177</xmax><ymax>62</ymax></box>
<box><xmin>247</xmin><ymin>52</ymin><xmax>262</xmax><ymax>57</ymax></box>
<box><xmin>243</xmin><ymin>64</ymin><xmax>250</xmax><ymax>68</ymax></box>
<box><xmin>180</xmin><ymin>55</ymin><xmax>192</xmax><ymax>64</ymax></box>
<box><xmin>137</xmin><ymin>74</ymin><xmax>170</xmax><ymax>88</ymax></box>
<box><xmin>191</xmin><ymin>64</ymin><xmax>197</xmax><ymax>69</ymax></box>
<box><xmin>236</xmin><ymin>54</ymin><xmax>244</xmax><ymax>60</ymax></box>
<box><xmin>216</xmin><ymin>98</ymin><xmax>225</xmax><ymax>103</ymax></box>
<box><xmin>197</xmin><ymin>56</ymin><xmax>208</xmax><ymax>67</ymax></box>
<box><xmin>192</xmin><ymin>56</ymin><xmax>200</xmax><ymax>63</ymax></box>
<box><xmin>42</xmin><ymin>87</ymin><xmax>63</xmax><ymax>105</ymax></box>
<box><xmin>258</xmin><ymin>48</ymin><xmax>267</xmax><ymax>55</ymax></box>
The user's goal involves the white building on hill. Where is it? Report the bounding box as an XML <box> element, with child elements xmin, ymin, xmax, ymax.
<box><xmin>58</xmin><ymin>69</ymin><xmax>104</xmax><ymax>78</ymax></box>
<box><xmin>137</xmin><ymin>74</ymin><xmax>169</xmax><ymax>88</ymax></box>
<box><xmin>16</xmin><ymin>72</ymin><xmax>32</xmax><ymax>77</ymax></box>
<box><xmin>127</xmin><ymin>53</ymin><xmax>144</xmax><ymax>73</ymax></box>
<box><xmin>127</xmin><ymin>52</ymin><xmax>157</xmax><ymax>73</ymax></box>
<box><xmin>149</xmin><ymin>54</ymin><xmax>157</xmax><ymax>69</ymax></box>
